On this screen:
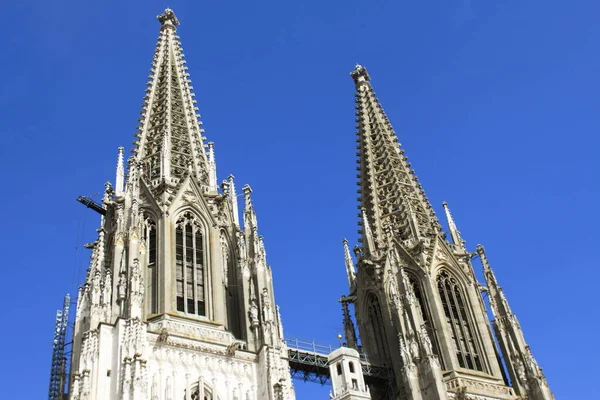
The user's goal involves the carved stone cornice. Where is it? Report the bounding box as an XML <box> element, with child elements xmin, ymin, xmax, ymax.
<box><xmin>445</xmin><ymin>376</ymin><xmax>516</xmax><ymax>400</ymax></box>
<box><xmin>148</xmin><ymin>315</ymin><xmax>240</xmax><ymax>347</ymax></box>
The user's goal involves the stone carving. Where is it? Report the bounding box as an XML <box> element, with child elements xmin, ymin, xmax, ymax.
<box><xmin>261</xmin><ymin>288</ymin><xmax>273</xmax><ymax>323</ymax></box>
<box><xmin>157</xmin><ymin>328</ymin><xmax>169</xmax><ymax>343</ymax></box>
<box><xmin>445</xmin><ymin>376</ymin><xmax>516</xmax><ymax>396</ymax></box>
<box><xmin>183</xmin><ymin>190</ymin><xmax>197</xmax><ymax>203</ymax></box>
<box><xmin>226</xmin><ymin>341</ymin><xmax>242</xmax><ymax>356</ymax></box>
<box><xmin>149</xmin><ymin>318</ymin><xmax>237</xmax><ymax>346</ymax></box>
<box><xmin>512</xmin><ymin>354</ymin><xmax>528</xmax><ymax>390</ymax></box>
<box><xmin>249</xmin><ymin>298</ymin><xmax>259</xmax><ymax>328</ymax></box>
<box><xmin>434</xmin><ymin>249</ymin><xmax>450</xmax><ymax>264</ymax></box>
<box><xmin>220</xmin><ymin>231</ymin><xmax>229</xmax><ymax>286</ymax></box>
<box><xmin>420</xmin><ymin>324</ymin><xmax>433</xmax><ymax>356</ymax></box>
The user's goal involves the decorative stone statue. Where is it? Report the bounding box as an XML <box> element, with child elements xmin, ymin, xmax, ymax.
<box><xmin>249</xmin><ymin>298</ymin><xmax>259</xmax><ymax>327</ymax></box>
<box><xmin>420</xmin><ymin>324</ymin><xmax>433</xmax><ymax>355</ymax></box>
<box><xmin>262</xmin><ymin>288</ymin><xmax>273</xmax><ymax>323</ymax></box>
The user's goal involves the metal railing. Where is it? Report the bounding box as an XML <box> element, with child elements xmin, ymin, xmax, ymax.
<box><xmin>284</xmin><ymin>338</ymin><xmax>393</xmax><ymax>386</ymax></box>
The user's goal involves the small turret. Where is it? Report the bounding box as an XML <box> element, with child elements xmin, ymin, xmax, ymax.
<box><xmin>328</xmin><ymin>347</ymin><xmax>371</xmax><ymax>400</ymax></box>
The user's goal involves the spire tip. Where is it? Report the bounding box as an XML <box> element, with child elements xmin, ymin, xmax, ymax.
<box><xmin>157</xmin><ymin>8</ymin><xmax>180</xmax><ymax>28</ymax></box>
<box><xmin>350</xmin><ymin>64</ymin><xmax>370</xmax><ymax>83</ymax></box>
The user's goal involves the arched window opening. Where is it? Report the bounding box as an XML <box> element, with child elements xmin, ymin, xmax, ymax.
<box><xmin>366</xmin><ymin>293</ymin><xmax>390</xmax><ymax>366</ymax></box>
<box><xmin>187</xmin><ymin>384</ymin><xmax>214</xmax><ymax>400</ymax></box>
<box><xmin>437</xmin><ymin>270</ymin><xmax>484</xmax><ymax>372</ymax></box>
<box><xmin>336</xmin><ymin>363</ymin><xmax>342</xmax><ymax>376</ymax></box>
<box><xmin>222</xmin><ymin>231</ymin><xmax>241</xmax><ymax>338</ymax></box>
<box><xmin>349</xmin><ymin>361</ymin><xmax>355</xmax><ymax>373</ymax></box>
<box><xmin>176</xmin><ymin>212</ymin><xmax>206</xmax><ymax>316</ymax></box>
<box><xmin>143</xmin><ymin>214</ymin><xmax>157</xmax><ymax>314</ymax></box>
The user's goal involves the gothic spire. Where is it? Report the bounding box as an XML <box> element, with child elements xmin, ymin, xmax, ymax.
<box><xmin>442</xmin><ymin>201</ymin><xmax>466</xmax><ymax>252</ymax></box>
<box><xmin>477</xmin><ymin>244</ymin><xmax>554</xmax><ymax>400</ymax></box>
<box><xmin>132</xmin><ymin>8</ymin><xmax>210</xmax><ymax>195</ymax></box>
<box><xmin>351</xmin><ymin>65</ymin><xmax>440</xmax><ymax>248</ymax></box>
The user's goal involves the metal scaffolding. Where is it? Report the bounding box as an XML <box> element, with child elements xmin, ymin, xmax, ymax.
<box><xmin>48</xmin><ymin>294</ymin><xmax>70</xmax><ymax>400</ymax></box>
<box><xmin>285</xmin><ymin>339</ymin><xmax>393</xmax><ymax>386</ymax></box>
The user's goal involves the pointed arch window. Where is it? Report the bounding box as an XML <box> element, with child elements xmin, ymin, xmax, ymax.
<box><xmin>437</xmin><ymin>270</ymin><xmax>484</xmax><ymax>372</ymax></box>
<box><xmin>176</xmin><ymin>212</ymin><xmax>206</xmax><ymax>316</ymax></box>
<box><xmin>143</xmin><ymin>214</ymin><xmax>158</xmax><ymax>314</ymax></box>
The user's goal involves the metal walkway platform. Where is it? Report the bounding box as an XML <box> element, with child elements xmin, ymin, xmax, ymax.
<box><xmin>285</xmin><ymin>339</ymin><xmax>393</xmax><ymax>386</ymax></box>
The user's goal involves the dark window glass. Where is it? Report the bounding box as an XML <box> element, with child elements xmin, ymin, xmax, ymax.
<box><xmin>437</xmin><ymin>271</ymin><xmax>484</xmax><ymax>372</ymax></box>
<box><xmin>175</xmin><ymin>213</ymin><xmax>206</xmax><ymax>317</ymax></box>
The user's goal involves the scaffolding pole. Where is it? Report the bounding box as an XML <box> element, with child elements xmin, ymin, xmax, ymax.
<box><xmin>48</xmin><ymin>294</ymin><xmax>70</xmax><ymax>400</ymax></box>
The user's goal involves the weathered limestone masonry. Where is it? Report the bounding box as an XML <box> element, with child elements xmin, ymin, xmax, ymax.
<box><xmin>69</xmin><ymin>9</ymin><xmax>294</xmax><ymax>400</ymax></box>
<box><xmin>338</xmin><ymin>64</ymin><xmax>554</xmax><ymax>400</ymax></box>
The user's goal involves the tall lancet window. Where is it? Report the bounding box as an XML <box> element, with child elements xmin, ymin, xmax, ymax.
<box><xmin>143</xmin><ymin>214</ymin><xmax>158</xmax><ymax>314</ymax></box>
<box><xmin>437</xmin><ymin>270</ymin><xmax>484</xmax><ymax>372</ymax></box>
<box><xmin>175</xmin><ymin>212</ymin><xmax>206</xmax><ymax>316</ymax></box>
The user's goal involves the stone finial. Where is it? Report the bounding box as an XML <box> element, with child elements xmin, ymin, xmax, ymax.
<box><xmin>207</xmin><ymin>142</ymin><xmax>217</xmax><ymax>191</ymax></box>
<box><xmin>343</xmin><ymin>238</ymin><xmax>356</xmax><ymax>288</ymax></box>
<box><xmin>228</xmin><ymin>174</ymin><xmax>240</xmax><ymax>226</ymax></box>
<box><xmin>361</xmin><ymin>207</ymin><xmax>376</xmax><ymax>255</ymax></box>
<box><xmin>442</xmin><ymin>201</ymin><xmax>466</xmax><ymax>251</ymax></box>
<box><xmin>115</xmin><ymin>147</ymin><xmax>125</xmax><ymax>197</ymax></box>
<box><xmin>242</xmin><ymin>184</ymin><xmax>253</xmax><ymax>199</ymax></box>
<box><xmin>350</xmin><ymin>64</ymin><xmax>371</xmax><ymax>84</ymax></box>
<box><xmin>157</xmin><ymin>8</ymin><xmax>180</xmax><ymax>28</ymax></box>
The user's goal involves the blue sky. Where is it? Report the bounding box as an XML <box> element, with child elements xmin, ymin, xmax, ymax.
<box><xmin>1</xmin><ymin>0</ymin><xmax>598</xmax><ymax>398</ymax></box>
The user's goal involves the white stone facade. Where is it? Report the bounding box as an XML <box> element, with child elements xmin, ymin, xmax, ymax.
<box><xmin>68</xmin><ymin>9</ymin><xmax>294</xmax><ymax>400</ymax></box>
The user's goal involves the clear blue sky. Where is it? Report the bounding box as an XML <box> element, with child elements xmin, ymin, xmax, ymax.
<box><xmin>1</xmin><ymin>0</ymin><xmax>598</xmax><ymax>398</ymax></box>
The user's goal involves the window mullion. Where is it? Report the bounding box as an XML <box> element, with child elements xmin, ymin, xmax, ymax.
<box><xmin>192</xmin><ymin>225</ymin><xmax>198</xmax><ymax>315</ymax></box>
<box><xmin>442</xmin><ymin>279</ymin><xmax>466</xmax><ymax>368</ymax></box>
<box><xmin>182</xmin><ymin>223</ymin><xmax>188</xmax><ymax>313</ymax></box>
<box><xmin>450</xmin><ymin>283</ymin><xmax>471</xmax><ymax>363</ymax></box>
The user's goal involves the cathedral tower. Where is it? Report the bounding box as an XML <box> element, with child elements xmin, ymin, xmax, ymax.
<box><xmin>341</xmin><ymin>65</ymin><xmax>553</xmax><ymax>400</ymax></box>
<box><xmin>68</xmin><ymin>9</ymin><xmax>295</xmax><ymax>399</ymax></box>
